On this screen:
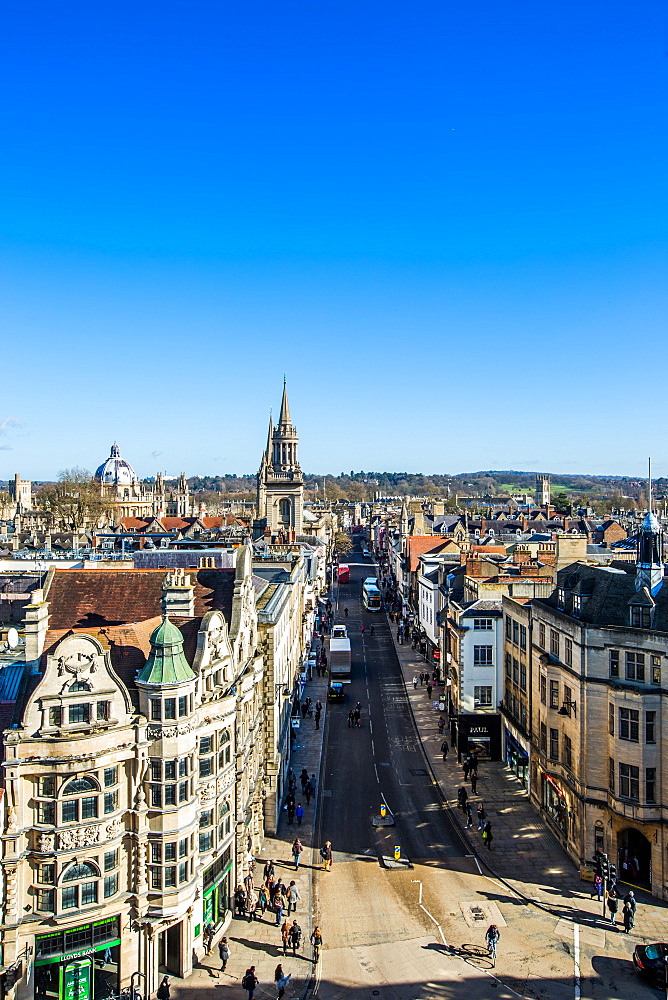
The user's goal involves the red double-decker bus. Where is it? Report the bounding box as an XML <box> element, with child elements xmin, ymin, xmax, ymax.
<box><xmin>337</xmin><ymin>564</ymin><xmax>350</xmax><ymax>584</ymax></box>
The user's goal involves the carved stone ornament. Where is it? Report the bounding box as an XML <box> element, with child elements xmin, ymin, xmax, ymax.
<box><xmin>57</xmin><ymin>818</ymin><xmax>123</xmax><ymax>851</ymax></box>
<box><xmin>56</xmin><ymin>651</ymin><xmax>96</xmax><ymax>679</ymax></box>
<box><xmin>36</xmin><ymin>833</ymin><xmax>55</xmax><ymax>853</ymax></box>
<box><xmin>147</xmin><ymin>723</ymin><xmax>194</xmax><ymax>740</ymax></box>
<box><xmin>199</xmin><ymin>783</ymin><xmax>215</xmax><ymax>802</ymax></box>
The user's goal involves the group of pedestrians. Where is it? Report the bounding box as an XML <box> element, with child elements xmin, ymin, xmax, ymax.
<box><xmin>605</xmin><ymin>886</ymin><xmax>638</xmax><ymax>932</ymax></box>
<box><xmin>284</xmin><ymin>768</ymin><xmax>317</xmax><ymax>824</ymax></box>
<box><xmin>241</xmin><ymin>923</ymin><xmax>325</xmax><ymax>1000</ymax></box>
<box><xmin>347</xmin><ymin>702</ymin><xmax>363</xmax><ymax>727</ymax></box>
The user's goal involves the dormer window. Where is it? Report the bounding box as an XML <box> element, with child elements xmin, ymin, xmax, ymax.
<box><xmin>572</xmin><ymin>595</ymin><xmax>582</xmax><ymax>615</ymax></box>
<box><xmin>630</xmin><ymin>605</ymin><xmax>651</xmax><ymax>628</ymax></box>
<box><xmin>557</xmin><ymin>589</ymin><xmax>566</xmax><ymax>609</ymax></box>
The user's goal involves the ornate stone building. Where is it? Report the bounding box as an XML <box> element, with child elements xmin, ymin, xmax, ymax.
<box><xmin>256</xmin><ymin>383</ymin><xmax>304</xmax><ymax>538</ymax></box>
<box><xmin>0</xmin><ymin>552</ymin><xmax>265</xmax><ymax>1000</ymax></box>
<box><xmin>95</xmin><ymin>445</ymin><xmax>196</xmax><ymax>521</ymax></box>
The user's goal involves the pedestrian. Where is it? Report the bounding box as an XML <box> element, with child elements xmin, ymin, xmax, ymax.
<box><xmin>437</xmin><ymin>716</ymin><xmax>445</xmax><ymax>735</ymax></box>
<box><xmin>427</xmin><ymin>683</ymin><xmax>432</xmax><ymax>699</ymax></box>
<box><xmin>624</xmin><ymin>890</ymin><xmax>637</xmax><ymax>916</ymax></box>
<box><xmin>234</xmin><ymin>884</ymin><xmax>247</xmax><ymax>917</ymax></box>
<box><xmin>477</xmin><ymin>802</ymin><xmax>486</xmax><ymax>831</ymax></box>
<box><xmin>274</xmin><ymin>965</ymin><xmax>291</xmax><ymax>1000</ymax></box>
<box><xmin>622</xmin><ymin>902</ymin><xmax>634</xmax><ymax>934</ymax></box>
<box><xmin>370</xmin><ymin>625</ymin><xmax>375</xmax><ymax>636</ymax></box>
<box><xmin>296</xmin><ymin>803</ymin><xmax>304</xmax><ymax>825</ymax></box>
<box><xmin>457</xmin><ymin>786</ymin><xmax>468</xmax><ymax>812</ymax></box>
<box><xmin>321</xmin><ymin>841</ymin><xmax>333</xmax><ymax>871</ymax></box>
<box><xmin>244</xmin><ymin>871</ymin><xmax>254</xmax><ymax>895</ymax></box>
<box><xmin>305</xmin><ymin>781</ymin><xmax>313</xmax><ymax>805</ymax></box>
<box><xmin>485</xmin><ymin>925</ymin><xmax>500</xmax><ymax>966</ymax></box>
<box><xmin>413</xmin><ymin>675</ymin><xmax>419</xmax><ymax>689</ymax></box>
<box><xmin>281</xmin><ymin>919</ymin><xmax>291</xmax><ymax>955</ymax></box>
<box><xmin>258</xmin><ymin>883</ymin><xmax>269</xmax><ymax>915</ymax></box>
<box><xmin>157</xmin><ymin>978</ymin><xmax>170</xmax><ymax>1000</ymax></box>
<box><xmin>482</xmin><ymin>820</ymin><xmax>493</xmax><ymax>850</ymax></box>
<box><xmin>419</xmin><ymin>672</ymin><xmax>424</xmax><ymax>686</ymax></box>
<box><xmin>315</xmin><ymin>707</ymin><xmax>321</xmax><ymax>730</ymax></box>
<box><xmin>465</xmin><ymin>801</ymin><xmax>473</xmax><ymax>828</ymax></box>
<box><xmin>471</xmin><ymin>772</ymin><xmax>478</xmax><ymax>795</ymax></box>
<box><xmin>218</xmin><ymin>937</ymin><xmax>230</xmax><ymax>972</ymax></box>
<box><xmin>247</xmin><ymin>888</ymin><xmax>258</xmax><ymax>921</ymax></box>
<box><xmin>203</xmin><ymin>922</ymin><xmax>214</xmax><ymax>955</ymax></box>
<box><xmin>441</xmin><ymin>739</ymin><xmax>449</xmax><ymax>761</ymax></box>
<box><xmin>348</xmin><ymin>710</ymin><xmax>355</xmax><ymax>728</ymax></box>
<box><xmin>310</xmin><ymin>926</ymin><xmax>323</xmax><ymax>963</ymax></box>
<box><xmin>463</xmin><ymin>759</ymin><xmax>470</xmax><ymax>782</ymax></box>
<box><xmin>290</xmin><ymin>919</ymin><xmax>302</xmax><ymax>955</ymax></box>
<box><xmin>242</xmin><ymin>967</ymin><xmax>258</xmax><ymax>1000</ymax></box>
<box><xmin>287</xmin><ymin>880</ymin><xmax>301</xmax><ymax>913</ymax></box>
<box><xmin>264</xmin><ymin>859</ymin><xmax>275</xmax><ymax>882</ymax></box>
<box><xmin>274</xmin><ymin>892</ymin><xmax>284</xmax><ymax>926</ymax></box>
<box><xmin>287</xmin><ymin>802</ymin><xmax>295</xmax><ymax>825</ymax></box>
<box><xmin>607</xmin><ymin>888</ymin><xmax>618</xmax><ymax>925</ymax></box>
<box><xmin>301</xmin><ymin>701</ymin><xmax>308</xmax><ymax>719</ymax></box>
<box><xmin>292</xmin><ymin>837</ymin><xmax>303</xmax><ymax>869</ymax></box>
<box><xmin>353</xmin><ymin>705</ymin><xmax>361</xmax><ymax>727</ymax></box>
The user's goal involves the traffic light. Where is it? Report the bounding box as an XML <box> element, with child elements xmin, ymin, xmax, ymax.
<box><xmin>608</xmin><ymin>864</ymin><xmax>618</xmax><ymax>883</ymax></box>
<box><xmin>595</xmin><ymin>852</ymin><xmax>608</xmax><ymax>877</ymax></box>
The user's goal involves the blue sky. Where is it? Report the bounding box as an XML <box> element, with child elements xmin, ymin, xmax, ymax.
<box><xmin>1</xmin><ymin>0</ymin><xmax>667</xmax><ymax>480</ymax></box>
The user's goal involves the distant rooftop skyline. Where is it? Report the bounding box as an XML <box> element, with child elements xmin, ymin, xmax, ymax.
<box><xmin>1</xmin><ymin>1</ymin><xmax>666</xmax><ymax>479</ymax></box>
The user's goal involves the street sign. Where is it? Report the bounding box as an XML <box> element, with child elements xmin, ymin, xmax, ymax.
<box><xmin>291</xmin><ymin>718</ymin><xmax>300</xmax><ymax>729</ymax></box>
<box><xmin>380</xmin><ymin>804</ymin><xmax>386</xmax><ymax>818</ymax></box>
<box><xmin>394</xmin><ymin>845</ymin><xmax>401</xmax><ymax>861</ymax></box>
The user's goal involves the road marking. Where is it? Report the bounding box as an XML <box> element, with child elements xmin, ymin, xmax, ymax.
<box><xmin>370</xmin><ymin>738</ymin><xmax>375</xmax><ymax>755</ymax></box>
<box><xmin>419</xmin><ymin>903</ymin><xmax>447</xmax><ymax>947</ymax></box>
<box><xmin>573</xmin><ymin>923</ymin><xmax>581</xmax><ymax>1000</ymax></box>
<box><xmin>374</xmin><ymin>763</ymin><xmax>379</xmax><ymax>783</ymax></box>
<box><xmin>368</xmin><ymin>719</ymin><xmax>373</xmax><ymax>734</ymax></box>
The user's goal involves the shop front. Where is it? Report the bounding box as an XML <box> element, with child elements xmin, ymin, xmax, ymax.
<box><xmin>504</xmin><ymin>728</ymin><xmax>530</xmax><ymax>789</ymax></box>
<box><xmin>34</xmin><ymin>917</ymin><xmax>120</xmax><ymax>1000</ymax></box>
<box><xmin>541</xmin><ymin>772</ymin><xmax>568</xmax><ymax>837</ymax></box>
<box><xmin>202</xmin><ymin>848</ymin><xmax>232</xmax><ymax>934</ymax></box>
<box><xmin>455</xmin><ymin>714</ymin><xmax>502</xmax><ymax>761</ymax></box>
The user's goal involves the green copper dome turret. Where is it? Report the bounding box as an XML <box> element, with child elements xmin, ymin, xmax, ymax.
<box><xmin>137</xmin><ymin>616</ymin><xmax>195</xmax><ymax>685</ymax></box>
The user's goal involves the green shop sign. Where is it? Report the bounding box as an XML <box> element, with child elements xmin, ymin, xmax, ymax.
<box><xmin>64</xmin><ymin>960</ymin><xmax>91</xmax><ymax>1000</ymax></box>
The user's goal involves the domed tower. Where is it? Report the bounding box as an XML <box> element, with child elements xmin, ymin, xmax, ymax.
<box><xmin>94</xmin><ymin>442</ymin><xmax>154</xmax><ymax>519</ymax></box>
<box><xmin>256</xmin><ymin>382</ymin><xmax>304</xmax><ymax>536</ymax></box>
<box><xmin>95</xmin><ymin>443</ymin><xmax>139</xmax><ymax>487</ymax></box>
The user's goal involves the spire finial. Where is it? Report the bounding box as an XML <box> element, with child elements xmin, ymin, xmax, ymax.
<box><xmin>649</xmin><ymin>457</ymin><xmax>653</xmax><ymax>514</ymax></box>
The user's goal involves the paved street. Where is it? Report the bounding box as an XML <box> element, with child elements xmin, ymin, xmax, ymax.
<box><xmin>173</xmin><ymin>542</ymin><xmax>668</xmax><ymax>1000</ymax></box>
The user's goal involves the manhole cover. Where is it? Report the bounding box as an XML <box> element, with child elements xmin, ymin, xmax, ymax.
<box><xmin>409</xmin><ymin>768</ymin><xmax>428</xmax><ymax>776</ymax></box>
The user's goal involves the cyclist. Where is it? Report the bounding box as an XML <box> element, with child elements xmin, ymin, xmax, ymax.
<box><xmin>310</xmin><ymin>926</ymin><xmax>323</xmax><ymax>963</ymax></box>
<box><xmin>485</xmin><ymin>924</ymin><xmax>500</xmax><ymax>965</ymax></box>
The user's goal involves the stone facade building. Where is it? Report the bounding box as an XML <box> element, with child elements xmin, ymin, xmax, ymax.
<box><xmin>0</xmin><ymin>550</ymin><xmax>265</xmax><ymax>1000</ymax></box>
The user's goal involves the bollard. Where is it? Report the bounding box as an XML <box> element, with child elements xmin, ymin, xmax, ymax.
<box><xmin>394</xmin><ymin>845</ymin><xmax>401</xmax><ymax>861</ymax></box>
<box><xmin>380</xmin><ymin>804</ymin><xmax>387</xmax><ymax>818</ymax></box>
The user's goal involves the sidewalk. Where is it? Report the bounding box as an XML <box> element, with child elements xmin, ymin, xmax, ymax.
<box><xmin>171</xmin><ymin>671</ymin><xmax>329</xmax><ymax>1000</ymax></box>
<box><xmin>388</xmin><ymin>618</ymin><xmax>668</xmax><ymax>938</ymax></box>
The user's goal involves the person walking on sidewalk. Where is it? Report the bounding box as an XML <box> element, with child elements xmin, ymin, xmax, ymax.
<box><xmin>624</xmin><ymin>890</ymin><xmax>637</xmax><ymax>916</ymax></box>
<box><xmin>477</xmin><ymin>802</ymin><xmax>486</xmax><ymax>831</ymax></box>
<box><xmin>274</xmin><ymin>964</ymin><xmax>291</xmax><ymax>1000</ymax></box>
<box><xmin>157</xmin><ymin>978</ymin><xmax>170</xmax><ymax>1000</ymax></box>
<box><xmin>218</xmin><ymin>937</ymin><xmax>230</xmax><ymax>972</ymax></box>
<box><xmin>264</xmin><ymin>859</ymin><xmax>275</xmax><ymax>882</ymax></box>
<box><xmin>291</xmin><ymin>837</ymin><xmax>303</xmax><ymax>869</ymax></box>
<box><xmin>234</xmin><ymin>884</ymin><xmax>247</xmax><ymax>917</ymax></box>
<box><xmin>465</xmin><ymin>801</ymin><xmax>473</xmax><ymax>828</ymax></box>
<box><xmin>471</xmin><ymin>771</ymin><xmax>478</xmax><ymax>795</ymax></box>
<box><xmin>413</xmin><ymin>675</ymin><xmax>419</xmax><ymax>689</ymax></box>
<box><xmin>485</xmin><ymin>925</ymin><xmax>500</xmax><ymax>966</ymax></box>
<box><xmin>295</xmin><ymin>803</ymin><xmax>304</xmax><ymax>825</ymax></box>
<box><xmin>315</xmin><ymin>705</ymin><xmax>321</xmax><ymax>729</ymax></box>
<box><xmin>437</xmin><ymin>716</ymin><xmax>445</xmax><ymax>736</ymax></box>
<box><xmin>287</xmin><ymin>801</ymin><xmax>295</xmax><ymax>825</ymax></box>
<box><xmin>482</xmin><ymin>820</ymin><xmax>493</xmax><ymax>850</ymax></box>
<box><xmin>258</xmin><ymin>883</ymin><xmax>269</xmax><ymax>915</ymax></box>
<box><xmin>242</xmin><ymin>967</ymin><xmax>258</xmax><ymax>1000</ymax></box>
<box><xmin>607</xmin><ymin>888</ymin><xmax>619</xmax><ymax>925</ymax></box>
<box><xmin>463</xmin><ymin>758</ymin><xmax>471</xmax><ymax>782</ymax></box>
<box><xmin>441</xmin><ymin>739</ymin><xmax>449</xmax><ymax>761</ymax></box>
<box><xmin>274</xmin><ymin>892</ymin><xmax>285</xmax><ymax>926</ymax></box>
<box><xmin>310</xmin><ymin>926</ymin><xmax>323</xmax><ymax>963</ymax></box>
<box><xmin>622</xmin><ymin>902</ymin><xmax>635</xmax><ymax>934</ymax></box>
<box><xmin>321</xmin><ymin>841</ymin><xmax>333</xmax><ymax>871</ymax></box>
<box><xmin>281</xmin><ymin>920</ymin><xmax>291</xmax><ymax>955</ymax></box>
<box><xmin>287</xmin><ymin>880</ymin><xmax>301</xmax><ymax>913</ymax></box>
<box><xmin>457</xmin><ymin>786</ymin><xmax>468</xmax><ymax>812</ymax></box>
<box><xmin>289</xmin><ymin>919</ymin><xmax>302</xmax><ymax>955</ymax></box>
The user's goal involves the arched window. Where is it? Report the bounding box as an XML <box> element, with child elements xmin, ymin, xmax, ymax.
<box><xmin>279</xmin><ymin>498</ymin><xmax>291</xmax><ymax>524</ymax></box>
<box><xmin>69</xmin><ymin>680</ymin><xmax>90</xmax><ymax>692</ymax></box>
<box><xmin>60</xmin><ymin>861</ymin><xmax>100</xmax><ymax>910</ymax></box>
<box><xmin>63</xmin><ymin>776</ymin><xmax>98</xmax><ymax>795</ymax></box>
<box><xmin>62</xmin><ymin>861</ymin><xmax>99</xmax><ymax>882</ymax></box>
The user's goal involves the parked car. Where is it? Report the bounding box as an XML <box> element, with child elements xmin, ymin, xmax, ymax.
<box><xmin>633</xmin><ymin>942</ymin><xmax>668</xmax><ymax>985</ymax></box>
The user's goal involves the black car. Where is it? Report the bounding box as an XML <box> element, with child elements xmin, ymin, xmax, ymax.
<box><xmin>327</xmin><ymin>682</ymin><xmax>345</xmax><ymax>702</ymax></box>
<box><xmin>633</xmin><ymin>942</ymin><xmax>668</xmax><ymax>985</ymax></box>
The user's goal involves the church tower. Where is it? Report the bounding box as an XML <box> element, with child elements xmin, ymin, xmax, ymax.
<box><xmin>256</xmin><ymin>382</ymin><xmax>304</xmax><ymax>537</ymax></box>
<box><xmin>636</xmin><ymin>461</ymin><xmax>664</xmax><ymax>594</ymax></box>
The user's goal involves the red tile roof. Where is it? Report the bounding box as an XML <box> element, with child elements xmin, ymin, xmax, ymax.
<box><xmin>405</xmin><ymin>537</ymin><xmax>451</xmax><ymax>573</ymax></box>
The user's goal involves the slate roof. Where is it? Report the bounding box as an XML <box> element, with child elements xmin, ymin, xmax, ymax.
<box><xmin>539</xmin><ymin>561</ymin><xmax>668</xmax><ymax>632</ymax></box>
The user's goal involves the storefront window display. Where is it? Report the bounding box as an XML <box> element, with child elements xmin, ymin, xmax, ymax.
<box><xmin>35</xmin><ymin>917</ymin><xmax>120</xmax><ymax>1000</ymax></box>
<box><xmin>505</xmin><ymin>730</ymin><xmax>529</xmax><ymax>788</ymax></box>
<box><xmin>542</xmin><ymin>773</ymin><xmax>568</xmax><ymax>835</ymax></box>
<box><xmin>203</xmin><ymin>849</ymin><xmax>232</xmax><ymax>930</ymax></box>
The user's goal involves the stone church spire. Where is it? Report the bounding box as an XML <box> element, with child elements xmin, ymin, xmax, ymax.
<box><xmin>277</xmin><ymin>379</ymin><xmax>292</xmax><ymax>430</ymax></box>
<box><xmin>256</xmin><ymin>383</ymin><xmax>304</xmax><ymax>537</ymax></box>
